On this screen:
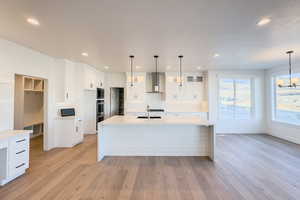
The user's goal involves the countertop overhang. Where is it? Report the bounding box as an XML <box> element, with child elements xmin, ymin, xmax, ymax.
<box><xmin>0</xmin><ymin>130</ymin><xmax>33</xmax><ymax>141</ymax></box>
<box><xmin>99</xmin><ymin>116</ymin><xmax>214</xmax><ymax>126</ymax></box>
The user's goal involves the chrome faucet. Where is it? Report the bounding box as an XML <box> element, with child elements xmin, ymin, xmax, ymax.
<box><xmin>146</xmin><ymin>105</ymin><xmax>150</xmax><ymax>119</ymax></box>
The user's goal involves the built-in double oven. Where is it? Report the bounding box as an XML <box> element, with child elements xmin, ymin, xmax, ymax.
<box><xmin>96</xmin><ymin>88</ymin><xmax>105</xmax><ymax>129</ymax></box>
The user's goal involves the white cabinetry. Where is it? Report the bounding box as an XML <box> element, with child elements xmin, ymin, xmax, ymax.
<box><xmin>0</xmin><ymin>131</ymin><xmax>31</xmax><ymax>186</ymax></box>
<box><xmin>126</xmin><ymin>73</ymin><xmax>146</xmax><ymax>102</ymax></box>
<box><xmin>84</xmin><ymin>66</ymin><xmax>104</xmax><ymax>90</ymax></box>
<box><xmin>64</xmin><ymin>61</ymin><xmax>78</xmax><ymax>102</ymax></box>
<box><xmin>96</xmin><ymin>71</ymin><xmax>104</xmax><ymax>88</ymax></box>
<box><xmin>165</xmin><ymin>72</ymin><xmax>204</xmax><ymax>102</ymax></box>
<box><xmin>54</xmin><ymin>117</ymin><xmax>83</xmax><ymax>148</ymax></box>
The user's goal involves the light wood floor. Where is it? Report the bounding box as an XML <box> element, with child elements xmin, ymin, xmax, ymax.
<box><xmin>0</xmin><ymin>134</ymin><xmax>300</xmax><ymax>200</ymax></box>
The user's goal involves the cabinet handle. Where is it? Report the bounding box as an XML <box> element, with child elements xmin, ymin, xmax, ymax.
<box><xmin>16</xmin><ymin>163</ymin><xmax>25</xmax><ymax>169</ymax></box>
<box><xmin>16</xmin><ymin>139</ymin><xmax>26</xmax><ymax>143</ymax></box>
<box><xmin>16</xmin><ymin>150</ymin><xmax>26</xmax><ymax>154</ymax></box>
<box><xmin>66</xmin><ymin>93</ymin><xmax>69</xmax><ymax>99</ymax></box>
<box><xmin>76</xmin><ymin>126</ymin><xmax>79</xmax><ymax>132</ymax></box>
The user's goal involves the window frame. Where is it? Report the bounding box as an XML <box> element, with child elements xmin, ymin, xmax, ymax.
<box><xmin>272</xmin><ymin>73</ymin><xmax>300</xmax><ymax>126</ymax></box>
<box><xmin>217</xmin><ymin>76</ymin><xmax>255</xmax><ymax>120</ymax></box>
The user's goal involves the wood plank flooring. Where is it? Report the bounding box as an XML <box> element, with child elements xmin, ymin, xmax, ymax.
<box><xmin>0</xmin><ymin>134</ymin><xmax>300</xmax><ymax>200</ymax></box>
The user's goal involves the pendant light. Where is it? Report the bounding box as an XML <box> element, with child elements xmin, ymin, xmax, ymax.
<box><xmin>278</xmin><ymin>51</ymin><xmax>300</xmax><ymax>88</ymax></box>
<box><xmin>178</xmin><ymin>55</ymin><xmax>183</xmax><ymax>87</ymax></box>
<box><xmin>154</xmin><ymin>55</ymin><xmax>159</xmax><ymax>92</ymax></box>
<box><xmin>129</xmin><ymin>55</ymin><xmax>134</xmax><ymax>87</ymax></box>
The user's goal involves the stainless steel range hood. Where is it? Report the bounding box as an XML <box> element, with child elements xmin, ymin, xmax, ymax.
<box><xmin>146</xmin><ymin>72</ymin><xmax>165</xmax><ymax>93</ymax></box>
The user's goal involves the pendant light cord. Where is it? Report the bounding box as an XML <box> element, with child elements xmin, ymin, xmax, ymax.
<box><xmin>154</xmin><ymin>55</ymin><xmax>159</xmax><ymax>88</ymax></box>
<box><xmin>129</xmin><ymin>55</ymin><xmax>134</xmax><ymax>87</ymax></box>
<box><xmin>289</xmin><ymin>51</ymin><xmax>292</xmax><ymax>86</ymax></box>
<box><xmin>178</xmin><ymin>55</ymin><xmax>183</xmax><ymax>87</ymax></box>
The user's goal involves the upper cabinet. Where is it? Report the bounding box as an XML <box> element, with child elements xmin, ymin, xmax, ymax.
<box><xmin>165</xmin><ymin>72</ymin><xmax>204</xmax><ymax>102</ymax></box>
<box><xmin>64</xmin><ymin>60</ymin><xmax>77</xmax><ymax>102</ymax></box>
<box><xmin>96</xmin><ymin>71</ymin><xmax>104</xmax><ymax>88</ymax></box>
<box><xmin>126</xmin><ymin>72</ymin><xmax>146</xmax><ymax>102</ymax></box>
<box><xmin>84</xmin><ymin>65</ymin><xmax>104</xmax><ymax>90</ymax></box>
<box><xmin>84</xmin><ymin>65</ymin><xmax>97</xmax><ymax>90</ymax></box>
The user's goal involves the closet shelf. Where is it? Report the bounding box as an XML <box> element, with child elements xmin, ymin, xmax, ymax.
<box><xmin>24</xmin><ymin>120</ymin><xmax>43</xmax><ymax>127</ymax></box>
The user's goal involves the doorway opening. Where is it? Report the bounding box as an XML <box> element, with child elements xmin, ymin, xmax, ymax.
<box><xmin>14</xmin><ymin>74</ymin><xmax>48</xmax><ymax>152</ymax></box>
<box><xmin>109</xmin><ymin>87</ymin><xmax>124</xmax><ymax>117</ymax></box>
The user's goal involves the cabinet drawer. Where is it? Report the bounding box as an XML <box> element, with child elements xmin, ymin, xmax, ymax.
<box><xmin>14</xmin><ymin>162</ymin><xmax>27</xmax><ymax>175</ymax></box>
<box><xmin>15</xmin><ymin>136</ymin><xmax>29</xmax><ymax>152</ymax></box>
<box><xmin>15</xmin><ymin>150</ymin><xmax>28</xmax><ymax>166</ymax></box>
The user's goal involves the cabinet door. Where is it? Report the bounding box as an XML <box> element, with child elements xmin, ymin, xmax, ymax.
<box><xmin>0</xmin><ymin>80</ymin><xmax>13</xmax><ymax>131</ymax></box>
<box><xmin>74</xmin><ymin>119</ymin><xmax>83</xmax><ymax>144</ymax></box>
<box><xmin>84</xmin><ymin>67</ymin><xmax>97</xmax><ymax>90</ymax></box>
<box><xmin>96</xmin><ymin>71</ymin><xmax>104</xmax><ymax>88</ymax></box>
<box><xmin>65</xmin><ymin>62</ymin><xmax>76</xmax><ymax>102</ymax></box>
<box><xmin>126</xmin><ymin>74</ymin><xmax>145</xmax><ymax>102</ymax></box>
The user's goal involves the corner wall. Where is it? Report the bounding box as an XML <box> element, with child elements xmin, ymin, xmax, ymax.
<box><xmin>0</xmin><ymin>38</ymin><xmax>72</xmax><ymax>150</ymax></box>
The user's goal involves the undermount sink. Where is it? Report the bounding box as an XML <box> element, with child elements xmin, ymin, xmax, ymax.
<box><xmin>137</xmin><ymin>116</ymin><xmax>162</xmax><ymax>119</ymax></box>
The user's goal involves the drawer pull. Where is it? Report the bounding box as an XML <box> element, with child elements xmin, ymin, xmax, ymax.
<box><xmin>16</xmin><ymin>139</ymin><xmax>26</xmax><ymax>143</ymax></box>
<box><xmin>16</xmin><ymin>163</ymin><xmax>25</xmax><ymax>169</ymax></box>
<box><xmin>16</xmin><ymin>150</ymin><xmax>26</xmax><ymax>154</ymax></box>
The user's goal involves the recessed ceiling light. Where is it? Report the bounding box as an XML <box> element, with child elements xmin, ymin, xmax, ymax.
<box><xmin>104</xmin><ymin>66</ymin><xmax>109</xmax><ymax>70</ymax></box>
<box><xmin>27</xmin><ymin>18</ymin><xmax>40</xmax><ymax>26</ymax></box>
<box><xmin>136</xmin><ymin>66</ymin><xmax>141</xmax><ymax>69</ymax></box>
<box><xmin>197</xmin><ymin>66</ymin><xmax>203</xmax><ymax>70</ymax></box>
<box><xmin>214</xmin><ymin>53</ymin><xmax>220</xmax><ymax>58</ymax></box>
<box><xmin>81</xmin><ymin>52</ymin><xmax>88</xmax><ymax>57</ymax></box>
<box><xmin>257</xmin><ymin>17</ymin><xmax>271</xmax><ymax>26</ymax></box>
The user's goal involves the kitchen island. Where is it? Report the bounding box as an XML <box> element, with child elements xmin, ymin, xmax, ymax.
<box><xmin>97</xmin><ymin>116</ymin><xmax>215</xmax><ymax>161</ymax></box>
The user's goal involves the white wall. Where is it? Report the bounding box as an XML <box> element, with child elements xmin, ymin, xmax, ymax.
<box><xmin>265</xmin><ymin>66</ymin><xmax>300</xmax><ymax>144</ymax></box>
<box><xmin>0</xmin><ymin>38</ymin><xmax>66</xmax><ymax>150</ymax></box>
<box><xmin>208</xmin><ymin>69</ymin><xmax>266</xmax><ymax>134</ymax></box>
<box><xmin>0</xmin><ymin>38</ymin><xmax>99</xmax><ymax>150</ymax></box>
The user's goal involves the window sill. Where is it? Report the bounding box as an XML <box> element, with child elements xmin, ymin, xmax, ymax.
<box><xmin>271</xmin><ymin>119</ymin><xmax>300</xmax><ymax>128</ymax></box>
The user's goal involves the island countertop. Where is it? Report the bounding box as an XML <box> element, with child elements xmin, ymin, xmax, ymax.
<box><xmin>0</xmin><ymin>130</ymin><xmax>33</xmax><ymax>141</ymax></box>
<box><xmin>99</xmin><ymin>115</ymin><xmax>214</xmax><ymax>126</ymax></box>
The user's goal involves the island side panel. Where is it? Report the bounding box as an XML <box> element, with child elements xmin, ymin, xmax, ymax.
<box><xmin>98</xmin><ymin>124</ymin><xmax>211</xmax><ymax>158</ymax></box>
<box><xmin>208</xmin><ymin>125</ymin><xmax>216</xmax><ymax>161</ymax></box>
<box><xmin>97</xmin><ymin>124</ymin><xmax>105</xmax><ymax>161</ymax></box>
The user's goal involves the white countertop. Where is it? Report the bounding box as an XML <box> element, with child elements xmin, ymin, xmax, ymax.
<box><xmin>100</xmin><ymin>116</ymin><xmax>214</xmax><ymax>126</ymax></box>
<box><xmin>0</xmin><ymin>130</ymin><xmax>32</xmax><ymax>141</ymax></box>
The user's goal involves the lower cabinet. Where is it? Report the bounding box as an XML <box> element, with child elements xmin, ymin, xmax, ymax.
<box><xmin>9</xmin><ymin>134</ymin><xmax>29</xmax><ymax>179</ymax></box>
<box><xmin>0</xmin><ymin>132</ymin><xmax>30</xmax><ymax>186</ymax></box>
<box><xmin>54</xmin><ymin>117</ymin><xmax>83</xmax><ymax>148</ymax></box>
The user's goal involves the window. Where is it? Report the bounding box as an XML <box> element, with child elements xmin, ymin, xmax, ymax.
<box><xmin>219</xmin><ymin>78</ymin><xmax>253</xmax><ymax>119</ymax></box>
<box><xmin>274</xmin><ymin>73</ymin><xmax>300</xmax><ymax>125</ymax></box>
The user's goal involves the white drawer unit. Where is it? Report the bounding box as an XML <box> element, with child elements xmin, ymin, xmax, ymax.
<box><xmin>0</xmin><ymin>130</ymin><xmax>31</xmax><ymax>186</ymax></box>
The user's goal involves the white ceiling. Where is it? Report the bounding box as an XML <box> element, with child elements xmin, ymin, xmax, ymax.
<box><xmin>0</xmin><ymin>0</ymin><xmax>299</xmax><ymax>72</ymax></box>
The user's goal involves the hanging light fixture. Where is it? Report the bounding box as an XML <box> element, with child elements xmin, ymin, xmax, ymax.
<box><xmin>154</xmin><ymin>55</ymin><xmax>159</xmax><ymax>92</ymax></box>
<box><xmin>129</xmin><ymin>55</ymin><xmax>134</xmax><ymax>87</ymax></box>
<box><xmin>178</xmin><ymin>55</ymin><xmax>183</xmax><ymax>87</ymax></box>
<box><xmin>278</xmin><ymin>51</ymin><xmax>300</xmax><ymax>88</ymax></box>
